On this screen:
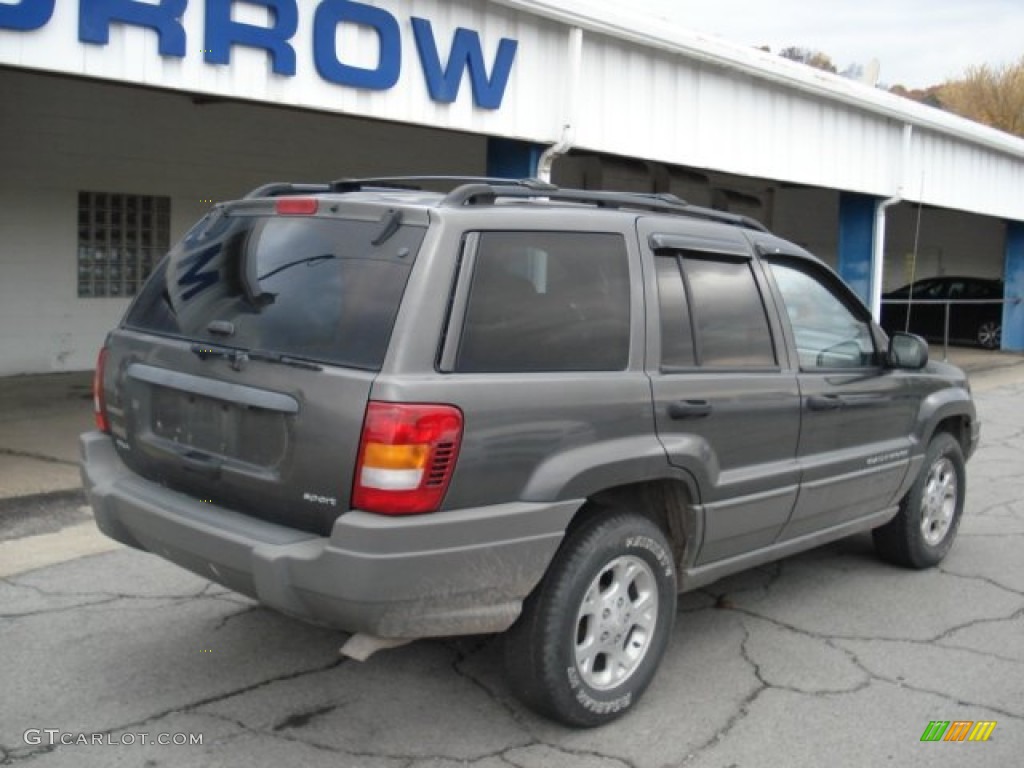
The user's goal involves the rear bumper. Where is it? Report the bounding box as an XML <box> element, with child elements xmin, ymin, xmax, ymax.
<box><xmin>81</xmin><ymin>432</ymin><xmax>579</xmax><ymax>638</ymax></box>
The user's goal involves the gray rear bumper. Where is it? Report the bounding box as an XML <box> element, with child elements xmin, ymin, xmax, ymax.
<box><xmin>81</xmin><ymin>431</ymin><xmax>578</xmax><ymax>638</ymax></box>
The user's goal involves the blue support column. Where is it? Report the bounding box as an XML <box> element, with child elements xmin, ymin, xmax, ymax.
<box><xmin>1003</xmin><ymin>221</ymin><xmax>1024</xmax><ymax>351</ymax></box>
<box><xmin>486</xmin><ymin>137</ymin><xmax>543</xmax><ymax>179</ymax></box>
<box><xmin>837</xmin><ymin>192</ymin><xmax>876</xmax><ymax>305</ymax></box>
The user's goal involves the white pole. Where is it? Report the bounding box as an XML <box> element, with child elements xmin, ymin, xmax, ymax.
<box><xmin>870</xmin><ymin>123</ymin><xmax>913</xmax><ymax>321</ymax></box>
<box><xmin>537</xmin><ymin>27</ymin><xmax>583</xmax><ymax>182</ymax></box>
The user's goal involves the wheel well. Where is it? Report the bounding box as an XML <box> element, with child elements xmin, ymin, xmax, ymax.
<box><xmin>570</xmin><ymin>480</ymin><xmax>695</xmax><ymax>578</ymax></box>
<box><xmin>932</xmin><ymin>415</ymin><xmax>971</xmax><ymax>456</ymax></box>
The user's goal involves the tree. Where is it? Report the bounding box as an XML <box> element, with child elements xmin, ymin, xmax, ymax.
<box><xmin>937</xmin><ymin>56</ymin><xmax>1024</xmax><ymax>138</ymax></box>
<box><xmin>889</xmin><ymin>84</ymin><xmax>944</xmax><ymax>109</ymax></box>
<box><xmin>778</xmin><ymin>46</ymin><xmax>838</xmax><ymax>74</ymax></box>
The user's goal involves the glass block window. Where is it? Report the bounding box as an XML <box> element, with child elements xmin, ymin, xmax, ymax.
<box><xmin>77</xmin><ymin>191</ymin><xmax>170</xmax><ymax>298</ymax></box>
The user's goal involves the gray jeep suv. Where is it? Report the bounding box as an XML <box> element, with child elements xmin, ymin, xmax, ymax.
<box><xmin>82</xmin><ymin>177</ymin><xmax>978</xmax><ymax>727</ymax></box>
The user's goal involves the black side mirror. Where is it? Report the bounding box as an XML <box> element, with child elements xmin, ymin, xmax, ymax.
<box><xmin>889</xmin><ymin>332</ymin><xmax>929</xmax><ymax>370</ymax></box>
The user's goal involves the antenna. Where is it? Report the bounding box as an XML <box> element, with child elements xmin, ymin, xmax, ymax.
<box><xmin>905</xmin><ymin>171</ymin><xmax>927</xmax><ymax>333</ymax></box>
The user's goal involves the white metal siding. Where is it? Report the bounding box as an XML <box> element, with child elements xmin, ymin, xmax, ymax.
<box><xmin>498</xmin><ymin>0</ymin><xmax>1024</xmax><ymax>221</ymax></box>
<box><xmin>0</xmin><ymin>0</ymin><xmax>567</xmax><ymax>144</ymax></box>
<box><xmin>907</xmin><ymin>130</ymin><xmax>1024</xmax><ymax>220</ymax></box>
<box><xmin>573</xmin><ymin>35</ymin><xmax>899</xmax><ymax>193</ymax></box>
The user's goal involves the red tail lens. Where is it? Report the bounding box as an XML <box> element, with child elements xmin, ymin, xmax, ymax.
<box><xmin>353</xmin><ymin>402</ymin><xmax>463</xmax><ymax>515</ymax></box>
<box><xmin>275</xmin><ymin>197</ymin><xmax>319</xmax><ymax>215</ymax></box>
<box><xmin>94</xmin><ymin>347</ymin><xmax>110</xmax><ymax>433</ymax></box>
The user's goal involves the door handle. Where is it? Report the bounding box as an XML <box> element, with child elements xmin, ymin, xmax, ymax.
<box><xmin>806</xmin><ymin>395</ymin><xmax>842</xmax><ymax>411</ymax></box>
<box><xmin>668</xmin><ymin>400</ymin><xmax>712</xmax><ymax>419</ymax></box>
<box><xmin>836</xmin><ymin>394</ymin><xmax>890</xmax><ymax>408</ymax></box>
<box><xmin>807</xmin><ymin>394</ymin><xmax>889</xmax><ymax>411</ymax></box>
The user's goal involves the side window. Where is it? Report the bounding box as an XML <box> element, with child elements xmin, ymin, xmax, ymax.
<box><xmin>768</xmin><ymin>260</ymin><xmax>877</xmax><ymax>370</ymax></box>
<box><xmin>657</xmin><ymin>252</ymin><xmax>776</xmax><ymax>369</ymax></box>
<box><xmin>655</xmin><ymin>257</ymin><xmax>696</xmax><ymax>367</ymax></box>
<box><xmin>455</xmin><ymin>232</ymin><xmax>630</xmax><ymax>372</ymax></box>
<box><xmin>911</xmin><ymin>279</ymin><xmax>946</xmax><ymax>299</ymax></box>
<box><xmin>965</xmin><ymin>280</ymin><xmax>999</xmax><ymax>299</ymax></box>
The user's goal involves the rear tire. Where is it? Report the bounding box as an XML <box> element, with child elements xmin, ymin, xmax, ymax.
<box><xmin>873</xmin><ymin>432</ymin><xmax>965</xmax><ymax>568</ymax></box>
<box><xmin>504</xmin><ymin>507</ymin><xmax>677</xmax><ymax>727</ymax></box>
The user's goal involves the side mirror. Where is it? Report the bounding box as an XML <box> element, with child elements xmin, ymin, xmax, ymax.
<box><xmin>889</xmin><ymin>332</ymin><xmax>929</xmax><ymax>370</ymax></box>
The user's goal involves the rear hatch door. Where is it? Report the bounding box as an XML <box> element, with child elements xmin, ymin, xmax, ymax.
<box><xmin>103</xmin><ymin>199</ymin><xmax>427</xmax><ymax>535</ymax></box>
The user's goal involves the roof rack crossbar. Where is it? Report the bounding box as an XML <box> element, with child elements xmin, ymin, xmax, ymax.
<box><xmin>440</xmin><ymin>184</ymin><xmax>769</xmax><ymax>232</ymax></box>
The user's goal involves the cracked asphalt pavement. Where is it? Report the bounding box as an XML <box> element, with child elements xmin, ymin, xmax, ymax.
<box><xmin>2</xmin><ymin>378</ymin><xmax>1022</xmax><ymax>767</ymax></box>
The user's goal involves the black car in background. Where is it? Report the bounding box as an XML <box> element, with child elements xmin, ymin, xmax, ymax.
<box><xmin>881</xmin><ymin>276</ymin><xmax>1005</xmax><ymax>349</ymax></box>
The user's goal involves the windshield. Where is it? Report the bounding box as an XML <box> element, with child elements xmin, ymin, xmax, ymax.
<box><xmin>124</xmin><ymin>212</ymin><xmax>425</xmax><ymax>370</ymax></box>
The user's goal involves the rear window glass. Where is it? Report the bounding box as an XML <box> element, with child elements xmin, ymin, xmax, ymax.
<box><xmin>455</xmin><ymin>232</ymin><xmax>630</xmax><ymax>372</ymax></box>
<box><xmin>125</xmin><ymin>212</ymin><xmax>424</xmax><ymax>370</ymax></box>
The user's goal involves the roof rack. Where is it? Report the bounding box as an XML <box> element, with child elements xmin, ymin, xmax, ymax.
<box><xmin>329</xmin><ymin>176</ymin><xmax>556</xmax><ymax>193</ymax></box>
<box><xmin>241</xmin><ymin>177</ymin><xmax>768</xmax><ymax>233</ymax></box>
<box><xmin>441</xmin><ymin>183</ymin><xmax>769</xmax><ymax>232</ymax></box>
<box><xmin>242</xmin><ymin>176</ymin><xmax>553</xmax><ymax>199</ymax></box>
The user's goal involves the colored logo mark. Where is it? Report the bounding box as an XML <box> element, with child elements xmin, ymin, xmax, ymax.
<box><xmin>920</xmin><ymin>720</ymin><xmax>997</xmax><ymax>742</ymax></box>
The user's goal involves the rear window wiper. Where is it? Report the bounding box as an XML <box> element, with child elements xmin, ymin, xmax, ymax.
<box><xmin>191</xmin><ymin>342</ymin><xmax>244</xmax><ymax>363</ymax></box>
<box><xmin>191</xmin><ymin>342</ymin><xmax>322</xmax><ymax>372</ymax></box>
<box><xmin>191</xmin><ymin>342</ymin><xmax>254</xmax><ymax>371</ymax></box>
<box><xmin>247</xmin><ymin>349</ymin><xmax>323</xmax><ymax>371</ymax></box>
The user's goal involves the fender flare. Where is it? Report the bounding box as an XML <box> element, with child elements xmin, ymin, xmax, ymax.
<box><xmin>520</xmin><ymin>434</ymin><xmax>708</xmax><ymax>505</ymax></box>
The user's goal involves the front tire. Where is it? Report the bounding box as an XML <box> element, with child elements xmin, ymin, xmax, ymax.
<box><xmin>504</xmin><ymin>508</ymin><xmax>677</xmax><ymax>727</ymax></box>
<box><xmin>873</xmin><ymin>432</ymin><xmax>965</xmax><ymax>568</ymax></box>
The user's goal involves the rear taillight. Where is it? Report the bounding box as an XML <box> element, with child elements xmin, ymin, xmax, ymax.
<box><xmin>93</xmin><ymin>346</ymin><xmax>110</xmax><ymax>433</ymax></box>
<box><xmin>353</xmin><ymin>402</ymin><xmax>463</xmax><ymax>515</ymax></box>
<box><xmin>275</xmin><ymin>197</ymin><xmax>318</xmax><ymax>215</ymax></box>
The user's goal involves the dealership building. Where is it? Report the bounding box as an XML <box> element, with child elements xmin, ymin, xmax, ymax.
<box><xmin>2</xmin><ymin>0</ymin><xmax>1023</xmax><ymax>376</ymax></box>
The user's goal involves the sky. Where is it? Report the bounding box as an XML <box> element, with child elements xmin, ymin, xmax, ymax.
<box><xmin>572</xmin><ymin>0</ymin><xmax>1024</xmax><ymax>89</ymax></box>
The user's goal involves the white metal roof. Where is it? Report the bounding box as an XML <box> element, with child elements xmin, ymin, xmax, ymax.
<box><xmin>500</xmin><ymin>0</ymin><xmax>1024</xmax><ymax>156</ymax></box>
<box><xmin>493</xmin><ymin>0</ymin><xmax>1024</xmax><ymax>221</ymax></box>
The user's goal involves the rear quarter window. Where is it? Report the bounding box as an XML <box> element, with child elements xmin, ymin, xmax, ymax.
<box><xmin>455</xmin><ymin>232</ymin><xmax>631</xmax><ymax>372</ymax></box>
